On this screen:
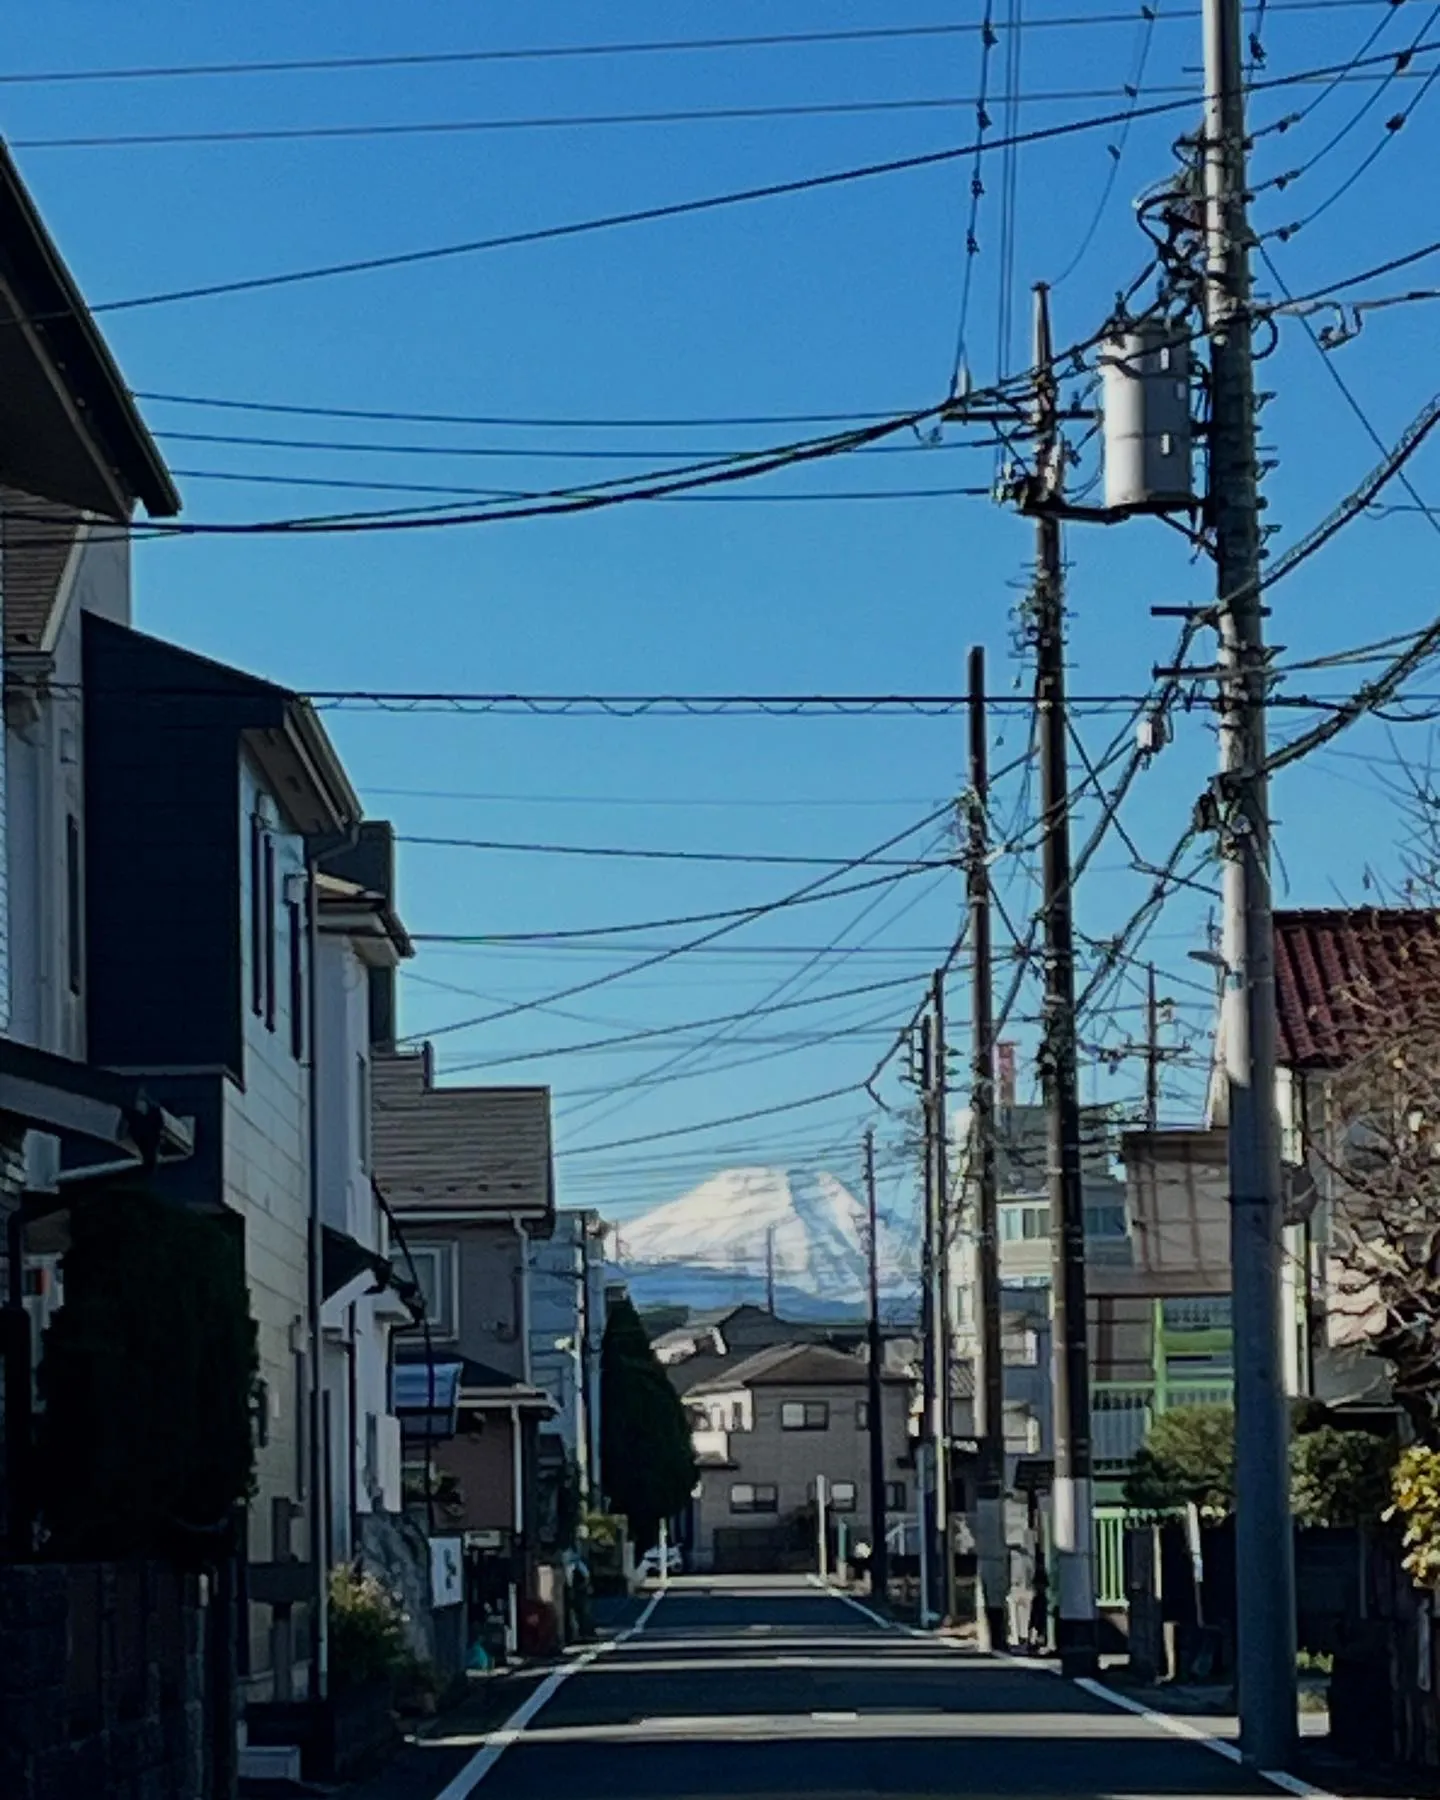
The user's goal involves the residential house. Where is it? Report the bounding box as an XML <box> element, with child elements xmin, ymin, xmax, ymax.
<box><xmin>528</xmin><ymin>1209</ymin><xmax>607</xmax><ymax>1512</ymax></box>
<box><xmin>372</xmin><ymin>1047</ymin><xmax>558</xmax><ymax>1651</ymax></box>
<box><xmin>313</xmin><ymin>825</ymin><xmax>418</xmax><ymax>1564</ymax></box>
<box><xmin>0</xmin><ymin>144</ymin><xmax>193</xmax><ymax>1564</ymax></box>
<box><xmin>81</xmin><ymin>612</ymin><xmax>382</xmax><ymax>1705</ymax></box>
<box><xmin>655</xmin><ymin>1302</ymin><xmax>875</xmax><ymax>1394</ymax></box>
<box><xmin>681</xmin><ymin>1342</ymin><xmax>914</xmax><ymax>1574</ymax></box>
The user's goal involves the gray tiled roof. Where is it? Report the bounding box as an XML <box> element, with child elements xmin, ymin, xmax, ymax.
<box><xmin>2</xmin><ymin>487</ymin><xmax>80</xmax><ymax>656</ymax></box>
<box><xmin>373</xmin><ymin>1047</ymin><xmax>553</xmax><ymax>1218</ymax></box>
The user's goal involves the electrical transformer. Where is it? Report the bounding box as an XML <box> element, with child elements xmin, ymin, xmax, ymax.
<box><xmin>1100</xmin><ymin>321</ymin><xmax>1195</xmax><ymax>515</ymax></box>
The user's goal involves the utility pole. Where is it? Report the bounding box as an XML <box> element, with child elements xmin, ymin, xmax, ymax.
<box><xmin>968</xmin><ymin>646</ymin><xmax>1008</xmax><ymax>1651</ymax></box>
<box><xmin>1204</xmin><ymin>0</ymin><xmax>1296</xmax><ymax>1758</ymax></box>
<box><xmin>932</xmin><ymin>968</ymin><xmax>956</xmax><ymax>1625</ymax></box>
<box><xmin>1030</xmin><ymin>282</ymin><xmax>1098</xmax><ymax>1679</ymax></box>
<box><xmin>765</xmin><ymin>1225</ymin><xmax>776</xmax><ymax>1316</ymax></box>
<box><xmin>1145</xmin><ymin>963</ymin><xmax>1161</xmax><ymax>1132</ymax></box>
<box><xmin>917</xmin><ymin>1013</ymin><xmax>939</xmax><ymax>1626</ymax></box>
<box><xmin>864</xmin><ymin>1128</ymin><xmax>890</xmax><ymax>1607</ymax></box>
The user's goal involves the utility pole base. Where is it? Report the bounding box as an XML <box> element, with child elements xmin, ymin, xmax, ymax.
<box><xmin>1056</xmin><ymin>1620</ymin><xmax>1100</xmax><ymax>1680</ymax></box>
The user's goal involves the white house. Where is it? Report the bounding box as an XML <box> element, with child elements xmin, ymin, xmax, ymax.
<box><xmin>528</xmin><ymin>1209</ymin><xmax>607</xmax><ymax>1509</ymax></box>
<box><xmin>314</xmin><ymin>827</ymin><xmax>417</xmax><ymax>1563</ymax></box>
<box><xmin>0</xmin><ymin>144</ymin><xmax>192</xmax><ymax>1558</ymax></box>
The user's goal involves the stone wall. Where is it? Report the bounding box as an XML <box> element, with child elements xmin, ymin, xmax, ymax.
<box><xmin>0</xmin><ymin>1560</ymin><xmax>208</xmax><ymax>1800</ymax></box>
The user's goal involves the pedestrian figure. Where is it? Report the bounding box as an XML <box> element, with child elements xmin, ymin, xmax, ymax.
<box><xmin>1028</xmin><ymin>1559</ymin><xmax>1050</xmax><ymax>1653</ymax></box>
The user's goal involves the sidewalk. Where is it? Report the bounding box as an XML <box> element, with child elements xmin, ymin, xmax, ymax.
<box><xmin>330</xmin><ymin>1596</ymin><xmax>650</xmax><ymax>1800</ymax></box>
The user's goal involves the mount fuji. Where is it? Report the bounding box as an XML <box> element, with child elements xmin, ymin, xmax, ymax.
<box><xmin>610</xmin><ymin>1167</ymin><xmax>912</xmax><ymax>1320</ymax></box>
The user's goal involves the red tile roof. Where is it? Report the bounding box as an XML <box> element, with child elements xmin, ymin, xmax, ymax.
<box><xmin>1273</xmin><ymin>908</ymin><xmax>1440</xmax><ymax>1068</ymax></box>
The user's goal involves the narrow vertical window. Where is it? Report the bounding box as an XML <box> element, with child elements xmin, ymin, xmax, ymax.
<box><xmin>357</xmin><ymin>1051</ymin><xmax>371</xmax><ymax>1170</ymax></box>
<box><xmin>262</xmin><ymin>836</ymin><xmax>276</xmax><ymax>1031</ymax></box>
<box><xmin>288</xmin><ymin>899</ymin><xmax>304</xmax><ymax>1060</ymax></box>
<box><xmin>65</xmin><ymin>815</ymin><xmax>81</xmax><ymax>995</ymax></box>
<box><xmin>250</xmin><ymin>815</ymin><xmax>264</xmax><ymax>1015</ymax></box>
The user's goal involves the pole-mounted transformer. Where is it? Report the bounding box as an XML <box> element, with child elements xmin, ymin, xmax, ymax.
<box><xmin>1099</xmin><ymin>320</ymin><xmax>1195</xmax><ymax>515</ymax></box>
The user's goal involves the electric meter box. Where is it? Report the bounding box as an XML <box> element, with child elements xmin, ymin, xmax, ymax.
<box><xmin>1100</xmin><ymin>322</ymin><xmax>1195</xmax><ymax>515</ymax></box>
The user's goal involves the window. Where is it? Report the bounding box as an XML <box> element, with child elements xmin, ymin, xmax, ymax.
<box><xmin>729</xmin><ymin>1484</ymin><xmax>778</xmax><ymax>1514</ymax></box>
<box><xmin>65</xmin><ymin>815</ymin><xmax>82</xmax><ymax>996</ymax></box>
<box><xmin>262</xmin><ymin>836</ymin><xmax>277</xmax><ymax>1031</ymax></box>
<box><xmin>1001</xmin><ymin>1201</ymin><xmax>1050</xmax><ymax>1242</ymax></box>
<box><xmin>828</xmin><ymin>1480</ymin><xmax>857</xmax><ymax>1512</ymax></box>
<box><xmin>250</xmin><ymin>815</ymin><xmax>265</xmax><ymax>1015</ymax></box>
<box><xmin>884</xmin><ymin>1481</ymin><xmax>906</xmax><ymax>1511</ymax></box>
<box><xmin>780</xmin><ymin>1400</ymin><xmax>829</xmax><ymax>1432</ymax></box>
<box><xmin>730</xmin><ymin>1401</ymin><xmax>745</xmax><ymax>1432</ymax></box>
<box><xmin>405</xmin><ymin>1245</ymin><xmax>458</xmax><ymax>1340</ymax></box>
<box><xmin>357</xmin><ymin>1052</ymin><xmax>371</xmax><ymax>1170</ymax></box>
<box><xmin>1083</xmin><ymin>1203</ymin><xmax>1127</xmax><ymax>1240</ymax></box>
<box><xmin>855</xmin><ymin>1400</ymin><xmax>869</xmax><ymax>1430</ymax></box>
<box><xmin>288</xmin><ymin>900</ymin><xmax>305</xmax><ymax>1060</ymax></box>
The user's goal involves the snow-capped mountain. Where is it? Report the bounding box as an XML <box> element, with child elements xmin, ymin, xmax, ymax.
<box><xmin>609</xmin><ymin>1166</ymin><xmax>911</xmax><ymax>1318</ymax></box>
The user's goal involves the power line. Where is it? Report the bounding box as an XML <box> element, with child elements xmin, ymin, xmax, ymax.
<box><xmin>394</xmin><ymin>833</ymin><xmax>953</xmax><ymax>869</ymax></box>
<box><xmin>555</xmin><ymin>1083</ymin><xmax>869</xmax><ymax>1159</ymax></box>
<box><xmin>134</xmin><ymin>233</ymin><xmax>1436</xmax><ymax>431</ymax></box>
<box><xmin>171</xmin><ymin>467</ymin><xmax>997</xmax><ymax>506</ymax></box>
<box><xmin>0</xmin><ymin>7</ymin><xmax>1391</xmax><ymax>88</ymax></box>
<box><xmin>951</xmin><ymin>0</ymin><xmax>1000</xmax><ymax>382</ymax></box>
<box><xmin>414</xmin><ymin>869</ymin><xmax>955</xmax><ymax>945</ymax></box>
<box><xmin>14</xmin><ymin>84</ymin><xmax>1218</xmax><ymax>151</ymax></box>
<box><xmin>1050</xmin><ymin>0</ymin><xmax>1165</xmax><ymax>285</ymax></box>
<box><xmin>406</xmin><ymin>803</ymin><xmax>956</xmax><ymax>1038</ymax></box>
<box><xmin>50</xmin><ymin>44</ymin><xmax>1431</xmax><ymax>321</ymax></box>
<box><xmin>435</xmin><ymin>975</ymin><xmax>930</xmax><ymax>1072</ymax></box>
<box><xmin>154</xmin><ymin>424</ymin><xmax>999</xmax><ymax>461</ymax></box>
<box><xmin>1270</xmin><ymin>5</ymin><xmax>1440</xmax><ymax>239</ymax></box>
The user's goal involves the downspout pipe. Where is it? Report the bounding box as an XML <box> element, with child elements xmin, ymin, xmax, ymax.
<box><xmin>305</xmin><ymin>846</ymin><xmax>329</xmax><ymax>1703</ymax></box>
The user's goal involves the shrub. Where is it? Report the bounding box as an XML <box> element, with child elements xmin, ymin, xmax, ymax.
<box><xmin>1387</xmin><ymin>1444</ymin><xmax>1440</xmax><ymax>1587</ymax></box>
<box><xmin>36</xmin><ymin>1186</ymin><xmax>259</xmax><ymax>1560</ymax></box>
<box><xmin>328</xmin><ymin>1566</ymin><xmax>408</xmax><ymax>1691</ymax></box>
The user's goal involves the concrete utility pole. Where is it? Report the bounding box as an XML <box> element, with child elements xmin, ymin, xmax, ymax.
<box><xmin>765</xmin><ymin>1225</ymin><xmax>776</xmax><ymax>1316</ymax></box>
<box><xmin>816</xmin><ymin>1474</ymin><xmax>830</xmax><ymax>1583</ymax></box>
<box><xmin>932</xmin><ymin>969</ymin><xmax>957</xmax><ymax>1625</ymax></box>
<box><xmin>917</xmin><ymin>1013</ymin><xmax>940</xmax><ymax>1625</ymax></box>
<box><xmin>863</xmin><ymin>1128</ymin><xmax>890</xmax><ymax>1606</ymax></box>
<box><xmin>968</xmin><ymin>646</ymin><xmax>1009</xmax><ymax>1651</ymax></box>
<box><xmin>1030</xmin><ymin>282</ymin><xmax>1098</xmax><ymax>1679</ymax></box>
<box><xmin>1203</xmin><ymin>0</ymin><xmax>1297</xmax><ymax>1759</ymax></box>
<box><xmin>1146</xmin><ymin>963</ymin><xmax>1161</xmax><ymax>1132</ymax></box>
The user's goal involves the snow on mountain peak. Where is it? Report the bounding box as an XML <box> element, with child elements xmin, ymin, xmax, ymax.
<box><xmin>612</xmin><ymin>1166</ymin><xmax>874</xmax><ymax>1310</ymax></box>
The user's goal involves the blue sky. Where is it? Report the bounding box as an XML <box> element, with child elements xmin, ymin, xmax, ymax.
<box><xmin>10</xmin><ymin>1</ymin><xmax>1440</xmax><ymax>1252</ymax></box>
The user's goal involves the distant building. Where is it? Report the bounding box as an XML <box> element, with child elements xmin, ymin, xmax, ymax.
<box><xmin>680</xmin><ymin>1342</ymin><xmax>914</xmax><ymax>1574</ymax></box>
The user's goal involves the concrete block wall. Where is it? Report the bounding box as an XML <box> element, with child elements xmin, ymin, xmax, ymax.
<box><xmin>0</xmin><ymin>1561</ymin><xmax>207</xmax><ymax>1800</ymax></box>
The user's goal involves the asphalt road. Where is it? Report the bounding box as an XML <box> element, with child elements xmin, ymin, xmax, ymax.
<box><xmin>360</xmin><ymin>1575</ymin><xmax>1285</xmax><ymax>1800</ymax></box>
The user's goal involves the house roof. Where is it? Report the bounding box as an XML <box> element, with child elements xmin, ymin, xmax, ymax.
<box><xmin>683</xmin><ymin>1341</ymin><xmax>906</xmax><ymax>1397</ymax></box>
<box><xmin>394</xmin><ymin>1351</ymin><xmax>553</xmax><ymax>1408</ymax></box>
<box><xmin>1273</xmin><ymin>908</ymin><xmax>1440</xmax><ymax>1069</ymax></box>
<box><xmin>372</xmin><ymin>1047</ymin><xmax>554</xmax><ymax>1219</ymax></box>
<box><xmin>1</xmin><ymin>486</ymin><xmax>80</xmax><ymax>658</ymax></box>
<box><xmin>82</xmin><ymin>614</ymin><xmax>360</xmax><ymax>837</ymax></box>
<box><xmin>0</xmin><ymin>144</ymin><xmax>178</xmax><ymax>518</ymax></box>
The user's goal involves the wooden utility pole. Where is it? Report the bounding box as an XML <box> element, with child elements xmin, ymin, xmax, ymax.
<box><xmin>1204</xmin><ymin>0</ymin><xmax>1296</xmax><ymax>1754</ymax></box>
<box><xmin>968</xmin><ymin>646</ymin><xmax>1008</xmax><ymax>1650</ymax></box>
<box><xmin>1030</xmin><ymin>282</ymin><xmax>1098</xmax><ymax>1678</ymax></box>
<box><xmin>863</xmin><ymin>1128</ymin><xmax>890</xmax><ymax>1606</ymax></box>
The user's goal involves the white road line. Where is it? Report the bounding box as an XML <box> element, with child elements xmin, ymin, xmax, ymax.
<box><xmin>432</xmin><ymin>1589</ymin><xmax>665</xmax><ymax>1799</ymax></box>
<box><xmin>1073</xmin><ymin>1677</ymin><xmax>1341</xmax><ymax>1800</ymax></box>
